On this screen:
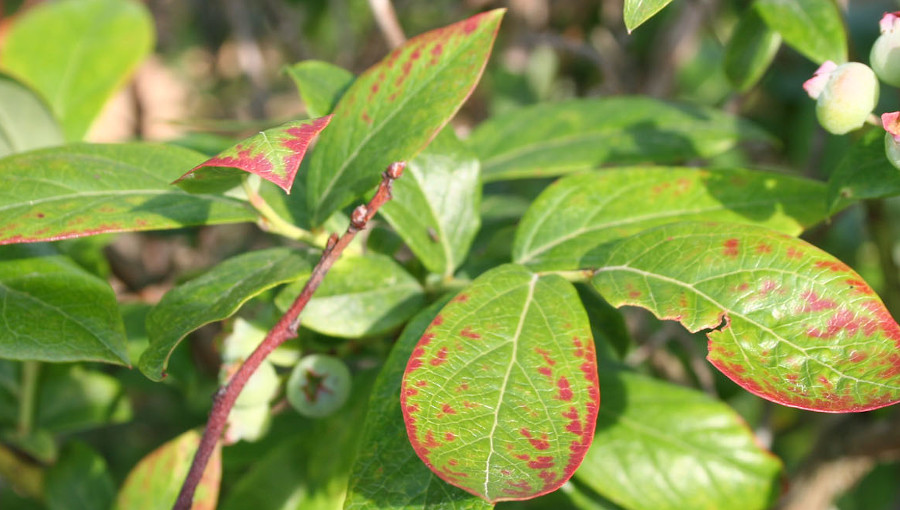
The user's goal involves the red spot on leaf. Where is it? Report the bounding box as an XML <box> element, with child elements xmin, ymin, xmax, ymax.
<box><xmin>423</xmin><ymin>430</ymin><xmax>441</xmax><ymax>450</ymax></box>
<box><xmin>850</xmin><ymin>351</ymin><xmax>867</xmax><ymax>363</ymax></box>
<box><xmin>441</xmin><ymin>403</ymin><xmax>456</xmax><ymax>415</ymax></box>
<box><xmin>815</xmin><ymin>260</ymin><xmax>849</xmax><ymax>272</ymax></box>
<box><xmin>817</xmin><ymin>376</ymin><xmax>832</xmax><ymax>388</ymax></box>
<box><xmin>556</xmin><ymin>376</ymin><xmax>573</xmax><ymax>401</ymax></box>
<box><xmin>846</xmin><ymin>279</ymin><xmax>874</xmax><ymax>295</ymax></box>
<box><xmin>421</xmin><ymin>333</ymin><xmax>434</xmax><ymax>346</ymax></box>
<box><xmin>535</xmin><ymin>348</ymin><xmax>556</xmax><ymax>366</ymax></box>
<box><xmin>538</xmin><ymin>366</ymin><xmax>552</xmax><ymax>378</ymax></box>
<box><xmin>463</xmin><ymin>16</ymin><xmax>481</xmax><ymax>34</ymax></box>
<box><xmin>361</xmin><ymin>111</ymin><xmax>373</xmax><ymax>124</ymax></box>
<box><xmin>445</xmin><ymin>432</ymin><xmax>456</xmax><ymax>442</ymax></box>
<box><xmin>755</xmin><ymin>243</ymin><xmax>773</xmax><ymax>255</ymax></box>
<box><xmin>463</xmin><ymin>400</ymin><xmax>479</xmax><ymax>409</ymax></box>
<box><xmin>460</xmin><ymin>327</ymin><xmax>481</xmax><ymax>339</ymax></box>
<box><xmin>515</xmin><ymin>453</ymin><xmax>530</xmax><ymax>461</ymax></box>
<box><xmin>453</xmin><ymin>293</ymin><xmax>469</xmax><ymax>303</ymax></box>
<box><xmin>430</xmin><ymin>346</ymin><xmax>449</xmax><ymax>366</ymax></box>
<box><xmin>528</xmin><ymin>456</ymin><xmax>555</xmax><ymax>470</ymax></box>
<box><xmin>723</xmin><ymin>238</ymin><xmax>739</xmax><ymax>258</ymax></box>
<box><xmin>628</xmin><ymin>290</ymin><xmax>642</xmax><ymax>298</ymax></box>
<box><xmin>432</xmin><ymin>314</ymin><xmax>444</xmax><ymax>326</ymax></box>
<box><xmin>799</xmin><ymin>291</ymin><xmax>838</xmax><ymax>312</ymax></box>
<box><xmin>520</xmin><ymin>428</ymin><xmax>550</xmax><ymax>450</ymax></box>
<box><xmin>415</xmin><ymin>380</ymin><xmax>427</xmax><ymax>387</ymax></box>
<box><xmin>786</xmin><ymin>247</ymin><xmax>803</xmax><ymax>259</ymax></box>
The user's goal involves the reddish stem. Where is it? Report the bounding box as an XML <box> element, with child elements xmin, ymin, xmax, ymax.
<box><xmin>173</xmin><ymin>162</ymin><xmax>406</xmax><ymax>510</ymax></box>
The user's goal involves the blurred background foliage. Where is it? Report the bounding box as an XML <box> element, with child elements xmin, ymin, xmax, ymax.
<box><xmin>0</xmin><ymin>0</ymin><xmax>899</xmax><ymax>509</ymax></box>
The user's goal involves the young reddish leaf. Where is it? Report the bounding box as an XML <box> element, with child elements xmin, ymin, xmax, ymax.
<box><xmin>401</xmin><ymin>264</ymin><xmax>600</xmax><ymax>503</ymax></box>
<box><xmin>305</xmin><ymin>9</ymin><xmax>504</xmax><ymax>225</ymax></box>
<box><xmin>115</xmin><ymin>430</ymin><xmax>221</xmax><ymax>510</ymax></box>
<box><xmin>173</xmin><ymin>116</ymin><xmax>332</xmax><ymax>194</ymax></box>
<box><xmin>0</xmin><ymin>144</ymin><xmax>254</xmax><ymax>246</ymax></box>
<box><xmin>591</xmin><ymin>222</ymin><xmax>900</xmax><ymax>412</ymax></box>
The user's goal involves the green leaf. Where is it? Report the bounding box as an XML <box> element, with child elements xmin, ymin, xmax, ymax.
<box><xmin>379</xmin><ymin>129</ymin><xmax>481</xmax><ymax>277</ymax></box>
<box><xmin>401</xmin><ymin>264</ymin><xmax>599</xmax><ymax>503</ymax></box>
<box><xmin>576</xmin><ymin>368</ymin><xmax>782</xmax><ymax>510</ymax></box>
<box><xmin>0</xmin><ymin>245</ymin><xmax>129</xmax><ymax>365</ymax></box>
<box><xmin>724</xmin><ymin>9</ymin><xmax>782</xmax><ymax>92</ymax></box>
<box><xmin>513</xmin><ymin>167</ymin><xmax>828</xmax><ymax>271</ymax></box>
<box><xmin>140</xmin><ymin>248</ymin><xmax>314</xmax><ymax>381</ymax></box>
<box><xmin>754</xmin><ymin>0</ymin><xmax>847</xmax><ymax>64</ymax></box>
<box><xmin>275</xmin><ymin>253</ymin><xmax>424</xmax><ymax>338</ymax></box>
<box><xmin>0</xmin><ymin>72</ymin><xmax>64</xmax><ymax>157</ymax></box>
<box><xmin>591</xmin><ymin>222</ymin><xmax>900</xmax><ymax>412</ymax></box>
<box><xmin>46</xmin><ymin>442</ymin><xmax>115</xmax><ymax>510</ymax></box>
<box><xmin>115</xmin><ymin>429</ymin><xmax>221</xmax><ymax>510</ymax></box>
<box><xmin>345</xmin><ymin>297</ymin><xmax>493</xmax><ymax>510</ymax></box>
<box><xmin>0</xmin><ymin>143</ymin><xmax>255</xmax><ymax>245</ymax></box>
<box><xmin>624</xmin><ymin>0</ymin><xmax>675</xmax><ymax>32</ymax></box>
<box><xmin>305</xmin><ymin>9</ymin><xmax>504</xmax><ymax>225</ymax></box>
<box><xmin>467</xmin><ymin>97</ymin><xmax>772</xmax><ymax>182</ymax></box>
<box><xmin>286</xmin><ymin>60</ymin><xmax>356</xmax><ymax>118</ymax></box>
<box><xmin>174</xmin><ymin>116</ymin><xmax>332</xmax><ymax>194</ymax></box>
<box><xmin>0</xmin><ymin>0</ymin><xmax>154</xmax><ymax>141</ymax></box>
<box><xmin>826</xmin><ymin>129</ymin><xmax>900</xmax><ymax>213</ymax></box>
<box><xmin>222</xmin><ymin>369</ymin><xmax>377</xmax><ymax>510</ymax></box>
<box><xmin>37</xmin><ymin>364</ymin><xmax>131</xmax><ymax>434</ymax></box>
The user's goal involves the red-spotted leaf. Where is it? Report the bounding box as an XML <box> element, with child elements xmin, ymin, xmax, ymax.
<box><xmin>304</xmin><ymin>9</ymin><xmax>504</xmax><ymax>226</ymax></box>
<box><xmin>173</xmin><ymin>116</ymin><xmax>332</xmax><ymax>194</ymax></box>
<box><xmin>591</xmin><ymin>221</ymin><xmax>900</xmax><ymax>412</ymax></box>
<box><xmin>0</xmin><ymin>143</ymin><xmax>255</xmax><ymax>245</ymax></box>
<box><xmin>401</xmin><ymin>264</ymin><xmax>600</xmax><ymax>503</ymax></box>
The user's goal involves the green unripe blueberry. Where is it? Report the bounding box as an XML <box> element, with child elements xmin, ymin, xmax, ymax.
<box><xmin>286</xmin><ymin>354</ymin><xmax>352</xmax><ymax>418</ymax></box>
<box><xmin>225</xmin><ymin>404</ymin><xmax>271</xmax><ymax>443</ymax></box>
<box><xmin>220</xmin><ymin>359</ymin><xmax>279</xmax><ymax>409</ymax></box>
<box><xmin>871</xmin><ymin>12</ymin><xmax>900</xmax><ymax>87</ymax></box>
<box><xmin>803</xmin><ymin>61</ymin><xmax>879</xmax><ymax>135</ymax></box>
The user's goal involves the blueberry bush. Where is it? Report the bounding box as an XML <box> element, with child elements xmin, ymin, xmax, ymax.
<box><xmin>1</xmin><ymin>0</ymin><xmax>899</xmax><ymax>509</ymax></box>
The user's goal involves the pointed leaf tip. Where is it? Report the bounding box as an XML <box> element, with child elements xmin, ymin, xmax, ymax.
<box><xmin>174</xmin><ymin>115</ymin><xmax>332</xmax><ymax>194</ymax></box>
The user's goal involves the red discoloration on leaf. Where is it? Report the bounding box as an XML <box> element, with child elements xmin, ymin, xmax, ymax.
<box><xmin>817</xmin><ymin>376</ymin><xmax>832</xmax><ymax>388</ymax></box>
<box><xmin>628</xmin><ymin>290</ymin><xmax>642</xmax><ymax>298</ymax></box>
<box><xmin>799</xmin><ymin>291</ymin><xmax>837</xmax><ymax>312</ymax></box>
<box><xmin>441</xmin><ymin>403</ymin><xmax>456</xmax><ymax>415</ymax></box>
<box><xmin>573</xmin><ymin>337</ymin><xmax>584</xmax><ymax>357</ymax></box>
<box><xmin>415</xmin><ymin>380</ymin><xmax>428</xmax><ymax>387</ymax></box>
<box><xmin>430</xmin><ymin>346</ymin><xmax>449</xmax><ymax>366</ymax></box>
<box><xmin>177</xmin><ymin>115</ymin><xmax>331</xmax><ymax>193</ymax></box>
<box><xmin>556</xmin><ymin>376</ymin><xmax>573</xmax><ymax>401</ymax></box>
<box><xmin>850</xmin><ymin>351</ymin><xmax>867</xmax><ymax>363</ymax></box>
<box><xmin>755</xmin><ymin>243</ymin><xmax>773</xmax><ymax>255</ymax></box>
<box><xmin>463</xmin><ymin>400</ymin><xmax>479</xmax><ymax>409</ymax></box>
<box><xmin>445</xmin><ymin>432</ymin><xmax>456</xmax><ymax>441</ymax></box>
<box><xmin>520</xmin><ymin>428</ymin><xmax>551</xmax><ymax>450</ymax></box>
<box><xmin>535</xmin><ymin>347</ymin><xmax>556</xmax><ymax>365</ymax></box>
<box><xmin>815</xmin><ymin>260</ymin><xmax>850</xmax><ymax>272</ymax></box>
<box><xmin>453</xmin><ymin>293</ymin><xmax>469</xmax><ymax>303</ymax></box>
<box><xmin>723</xmin><ymin>238</ymin><xmax>739</xmax><ymax>258</ymax></box>
<box><xmin>786</xmin><ymin>246</ymin><xmax>804</xmax><ymax>259</ymax></box>
<box><xmin>846</xmin><ymin>279</ymin><xmax>874</xmax><ymax>294</ymax></box>
<box><xmin>528</xmin><ymin>456</ymin><xmax>555</xmax><ymax>469</ymax></box>
<box><xmin>433</xmin><ymin>314</ymin><xmax>444</xmax><ymax>326</ymax></box>
<box><xmin>514</xmin><ymin>453</ymin><xmax>530</xmax><ymax>461</ymax></box>
<box><xmin>460</xmin><ymin>327</ymin><xmax>481</xmax><ymax>339</ymax></box>
<box><xmin>464</xmin><ymin>15</ymin><xmax>481</xmax><ymax>34</ymax></box>
<box><xmin>538</xmin><ymin>366</ymin><xmax>552</xmax><ymax>378</ymax></box>
<box><xmin>423</xmin><ymin>430</ymin><xmax>441</xmax><ymax>450</ymax></box>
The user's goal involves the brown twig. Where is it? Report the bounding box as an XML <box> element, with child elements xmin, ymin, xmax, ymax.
<box><xmin>367</xmin><ymin>0</ymin><xmax>406</xmax><ymax>49</ymax></box>
<box><xmin>172</xmin><ymin>162</ymin><xmax>406</xmax><ymax>510</ymax></box>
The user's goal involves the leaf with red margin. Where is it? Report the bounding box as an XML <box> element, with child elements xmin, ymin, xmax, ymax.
<box><xmin>173</xmin><ymin>116</ymin><xmax>332</xmax><ymax>194</ymax></box>
<box><xmin>0</xmin><ymin>143</ymin><xmax>255</xmax><ymax>246</ymax></box>
<box><xmin>305</xmin><ymin>9</ymin><xmax>504</xmax><ymax>226</ymax></box>
<box><xmin>115</xmin><ymin>429</ymin><xmax>221</xmax><ymax>510</ymax></box>
<box><xmin>590</xmin><ymin>221</ymin><xmax>900</xmax><ymax>412</ymax></box>
<box><xmin>401</xmin><ymin>264</ymin><xmax>600</xmax><ymax>503</ymax></box>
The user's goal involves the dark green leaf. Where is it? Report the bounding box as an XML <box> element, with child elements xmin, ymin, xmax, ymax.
<box><xmin>576</xmin><ymin>368</ymin><xmax>782</xmax><ymax>510</ymax></box>
<box><xmin>140</xmin><ymin>248</ymin><xmax>315</xmax><ymax>381</ymax></box>
<box><xmin>826</xmin><ymin>129</ymin><xmax>900</xmax><ymax>213</ymax></box>
<box><xmin>591</xmin><ymin>222</ymin><xmax>900</xmax><ymax>412</ymax></box>
<box><xmin>754</xmin><ymin>0</ymin><xmax>847</xmax><ymax>64</ymax></box>
<box><xmin>467</xmin><ymin>97</ymin><xmax>772</xmax><ymax>182</ymax></box>
<box><xmin>0</xmin><ymin>0</ymin><xmax>154</xmax><ymax>140</ymax></box>
<box><xmin>513</xmin><ymin>167</ymin><xmax>828</xmax><ymax>271</ymax></box>
<box><xmin>344</xmin><ymin>297</ymin><xmax>493</xmax><ymax>510</ymax></box>
<box><xmin>46</xmin><ymin>442</ymin><xmax>115</xmax><ymax>510</ymax></box>
<box><xmin>0</xmin><ymin>143</ymin><xmax>255</xmax><ymax>245</ymax></box>
<box><xmin>724</xmin><ymin>9</ymin><xmax>782</xmax><ymax>92</ymax></box>
<box><xmin>36</xmin><ymin>364</ymin><xmax>131</xmax><ymax>434</ymax></box>
<box><xmin>0</xmin><ymin>245</ymin><xmax>129</xmax><ymax>365</ymax></box>
<box><xmin>305</xmin><ymin>10</ymin><xmax>504</xmax><ymax>225</ymax></box>
<box><xmin>401</xmin><ymin>264</ymin><xmax>599</xmax><ymax>503</ymax></box>
<box><xmin>624</xmin><ymin>0</ymin><xmax>675</xmax><ymax>32</ymax></box>
<box><xmin>379</xmin><ymin>129</ymin><xmax>481</xmax><ymax>277</ymax></box>
<box><xmin>115</xmin><ymin>430</ymin><xmax>221</xmax><ymax>510</ymax></box>
<box><xmin>174</xmin><ymin>116</ymin><xmax>332</xmax><ymax>194</ymax></box>
<box><xmin>0</xmin><ymin>72</ymin><xmax>63</xmax><ymax>157</ymax></box>
<box><xmin>275</xmin><ymin>253</ymin><xmax>424</xmax><ymax>338</ymax></box>
<box><xmin>286</xmin><ymin>60</ymin><xmax>356</xmax><ymax>118</ymax></box>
